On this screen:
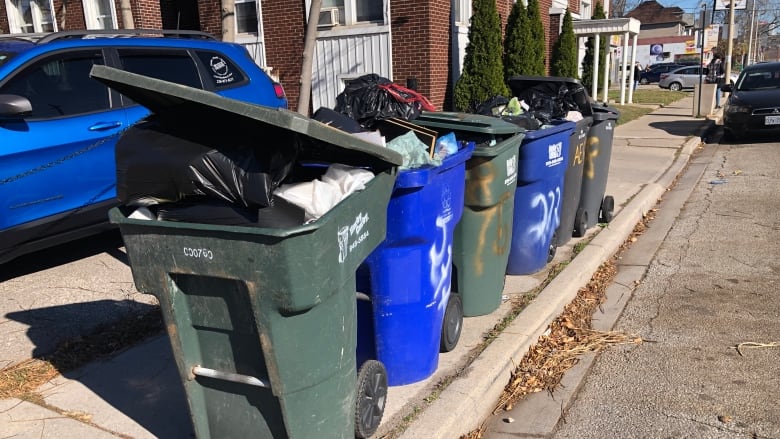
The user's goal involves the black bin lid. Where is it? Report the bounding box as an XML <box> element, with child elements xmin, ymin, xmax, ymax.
<box><xmin>89</xmin><ymin>65</ymin><xmax>403</xmax><ymax>171</ymax></box>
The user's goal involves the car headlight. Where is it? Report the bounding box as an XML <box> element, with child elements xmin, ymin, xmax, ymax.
<box><xmin>725</xmin><ymin>104</ymin><xmax>750</xmax><ymax>114</ymax></box>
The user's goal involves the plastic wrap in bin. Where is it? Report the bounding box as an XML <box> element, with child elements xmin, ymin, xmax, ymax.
<box><xmin>506</xmin><ymin>120</ymin><xmax>575</xmax><ymax>275</ymax></box>
<box><xmin>356</xmin><ymin>142</ymin><xmax>474</xmax><ymax>386</ymax></box>
<box><xmin>91</xmin><ymin>65</ymin><xmax>402</xmax><ymax>439</ymax></box>
<box><xmin>410</xmin><ymin>111</ymin><xmax>525</xmax><ymax>317</ymax></box>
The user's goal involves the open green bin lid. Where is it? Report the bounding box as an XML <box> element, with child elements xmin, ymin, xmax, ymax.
<box><xmin>411</xmin><ymin>111</ymin><xmax>525</xmax><ymax>157</ymax></box>
<box><xmin>89</xmin><ymin>65</ymin><xmax>403</xmax><ymax>170</ymax></box>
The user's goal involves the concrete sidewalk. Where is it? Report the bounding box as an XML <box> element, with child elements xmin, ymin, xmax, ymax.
<box><xmin>0</xmin><ymin>96</ymin><xmax>719</xmax><ymax>439</ymax></box>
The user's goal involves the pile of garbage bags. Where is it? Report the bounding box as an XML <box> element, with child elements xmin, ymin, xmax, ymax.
<box><xmin>118</xmin><ymin>73</ymin><xmax>467</xmax><ymax>227</ymax></box>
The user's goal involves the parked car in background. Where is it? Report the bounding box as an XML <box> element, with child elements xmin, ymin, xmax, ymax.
<box><xmin>658</xmin><ymin>65</ymin><xmax>707</xmax><ymax>90</ymax></box>
<box><xmin>721</xmin><ymin>61</ymin><xmax>780</xmax><ymax>140</ymax></box>
<box><xmin>658</xmin><ymin>65</ymin><xmax>740</xmax><ymax>91</ymax></box>
<box><xmin>640</xmin><ymin>63</ymin><xmax>683</xmax><ymax>84</ymax></box>
<box><xmin>0</xmin><ymin>30</ymin><xmax>288</xmax><ymax>264</ymax></box>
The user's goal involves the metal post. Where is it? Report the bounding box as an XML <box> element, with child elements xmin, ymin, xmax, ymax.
<box><xmin>697</xmin><ymin>4</ymin><xmax>706</xmax><ymax>117</ymax></box>
<box><xmin>593</xmin><ymin>33</ymin><xmax>600</xmax><ymax>100</ymax></box>
<box><xmin>725</xmin><ymin>0</ymin><xmax>735</xmax><ymax>82</ymax></box>
<box><xmin>747</xmin><ymin>0</ymin><xmax>756</xmax><ymax>65</ymax></box>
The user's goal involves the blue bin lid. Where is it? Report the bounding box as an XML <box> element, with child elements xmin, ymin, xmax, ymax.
<box><xmin>89</xmin><ymin>65</ymin><xmax>404</xmax><ymax>171</ymax></box>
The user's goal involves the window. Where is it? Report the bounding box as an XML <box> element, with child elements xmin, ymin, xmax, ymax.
<box><xmin>235</xmin><ymin>0</ymin><xmax>258</xmax><ymax>34</ymax></box>
<box><xmin>117</xmin><ymin>49</ymin><xmax>202</xmax><ymax>89</ymax></box>
<box><xmin>0</xmin><ymin>49</ymin><xmax>109</xmax><ymax>118</ymax></box>
<box><xmin>581</xmin><ymin>1</ymin><xmax>591</xmax><ymax>19</ymax></box>
<box><xmin>309</xmin><ymin>0</ymin><xmax>385</xmax><ymax>27</ymax></box>
<box><xmin>5</xmin><ymin>0</ymin><xmax>56</xmax><ymax>33</ymax></box>
<box><xmin>83</xmin><ymin>0</ymin><xmax>117</xmax><ymax>30</ymax></box>
<box><xmin>195</xmin><ymin>51</ymin><xmax>247</xmax><ymax>89</ymax></box>
<box><xmin>454</xmin><ymin>0</ymin><xmax>471</xmax><ymax>25</ymax></box>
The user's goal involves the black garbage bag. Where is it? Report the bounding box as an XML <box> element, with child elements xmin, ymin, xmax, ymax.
<box><xmin>116</xmin><ymin>117</ymin><xmax>298</xmax><ymax>208</ymax></box>
<box><xmin>513</xmin><ymin>82</ymin><xmax>584</xmax><ymax>124</ymax></box>
<box><xmin>154</xmin><ymin>196</ymin><xmax>305</xmax><ymax>228</ymax></box>
<box><xmin>471</xmin><ymin>95</ymin><xmax>510</xmax><ymax>116</ymax></box>
<box><xmin>334</xmin><ymin>74</ymin><xmax>435</xmax><ymax>129</ymax></box>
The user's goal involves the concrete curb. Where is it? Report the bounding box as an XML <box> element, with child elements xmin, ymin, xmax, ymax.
<box><xmin>399</xmin><ymin>128</ymin><xmax>708</xmax><ymax>439</ymax></box>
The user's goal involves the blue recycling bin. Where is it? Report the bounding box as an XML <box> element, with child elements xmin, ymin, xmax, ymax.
<box><xmin>356</xmin><ymin>142</ymin><xmax>474</xmax><ymax>386</ymax></box>
<box><xmin>506</xmin><ymin>120</ymin><xmax>576</xmax><ymax>275</ymax></box>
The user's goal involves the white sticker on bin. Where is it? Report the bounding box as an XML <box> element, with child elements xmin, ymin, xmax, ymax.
<box><xmin>338</xmin><ymin>212</ymin><xmax>370</xmax><ymax>264</ymax></box>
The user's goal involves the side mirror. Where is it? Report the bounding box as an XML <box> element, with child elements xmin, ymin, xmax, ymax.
<box><xmin>0</xmin><ymin>94</ymin><xmax>33</xmax><ymax>119</ymax></box>
<box><xmin>720</xmin><ymin>83</ymin><xmax>733</xmax><ymax>93</ymax></box>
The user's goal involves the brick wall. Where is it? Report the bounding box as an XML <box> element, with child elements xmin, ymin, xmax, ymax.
<box><xmin>198</xmin><ymin>0</ymin><xmax>222</xmax><ymax>37</ymax></box>
<box><xmin>0</xmin><ymin>3</ymin><xmax>8</xmax><ymax>33</ymax></box>
<box><xmin>389</xmin><ymin>0</ymin><xmax>453</xmax><ymax>110</ymax></box>
<box><xmin>262</xmin><ymin>0</ymin><xmax>306</xmax><ymax>111</ymax></box>
<box><xmin>540</xmin><ymin>0</ymin><xmax>552</xmax><ymax>73</ymax></box>
<box><xmin>132</xmin><ymin>0</ymin><xmax>163</xmax><ymax>29</ymax></box>
<box><xmin>50</xmin><ymin>0</ymin><xmax>86</xmax><ymax>31</ymax></box>
<box><xmin>548</xmin><ymin>12</ymin><xmax>560</xmax><ymax>72</ymax></box>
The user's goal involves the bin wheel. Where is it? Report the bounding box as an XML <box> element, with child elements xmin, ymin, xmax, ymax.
<box><xmin>573</xmin><ymin>208</ymin><xmax>588</xmax><ymax>238</ymax></box>
<box><xmin>599</xmin><ymin>196</ymin><xmax>615</xmax><ymax>223</ymax></box>
<box><xmin>355</xmin><ymin>360</ymin><xmax>387</xmax><ymax>439</ymax></box>
<box><xmin>440</xmin><ymin>293</ymin><xmax>463</xmax><ymax>353</ymax></box>
<box><xmin>547</xmin><ymin>233</ymin><xmax>558</xmax><ymax>263</ymax></box>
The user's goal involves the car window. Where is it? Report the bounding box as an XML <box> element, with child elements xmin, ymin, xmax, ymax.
<box><xmin>117</xmin><ymin>48</ymin><xmax>202</xmax><ymax>88</ymax></box>
<box><xmin>195</xmin><ymin>51</ymin><xmax>247</xmax><ymax>89</ymax></box>
<box><xmin>0</xmin><ymin>49</ymin><xmax>109</xmax><ymax>119</ymax></box>
<box><xmin>738</xmin><ymin>68</ymin><xmax>780</xmax><ymax>91</ymax></box>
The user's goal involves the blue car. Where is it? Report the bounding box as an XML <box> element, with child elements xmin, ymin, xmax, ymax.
<box><xmin>0</xmin><ymin>30</ymin><xmax>288</xmax><ymax>263</ymax></box>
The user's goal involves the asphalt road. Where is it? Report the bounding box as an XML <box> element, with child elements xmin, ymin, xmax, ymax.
<box><xmin>550</xmin><ymin>135</ymin><xmax>780</xmax><ymax>438</ymax></box>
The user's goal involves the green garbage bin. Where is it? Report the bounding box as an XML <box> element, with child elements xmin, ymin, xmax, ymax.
<box><xmin>91</xmin><ymin>66</ymin><xmax>402</xmax><ymax>439</ymax></box>
<box><xmin>412</xmin><ymin>112</ymin><xmax>525</xmax><ymax>317</ymax></box>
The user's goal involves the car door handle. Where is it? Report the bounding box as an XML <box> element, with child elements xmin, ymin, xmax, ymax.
<box><xmin>88</xmin><ymin>121</ymin><xmax>123</xmax><ymax>131</ymax></box>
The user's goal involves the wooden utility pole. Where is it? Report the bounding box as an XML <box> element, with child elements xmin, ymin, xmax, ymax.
<box><xmin>221</xmin><ymin>0</ymin><xmax>235</xmax><ymax>42</ymax></box>
<box><xmin>119</xmin><ymin>0</ymin><xmax>134</xmax><ymax>29</ymax></box>
<box><xmin>297</xmin><ymin>0</ymin><xmax>322</xmax><ymax>115</ymax></box>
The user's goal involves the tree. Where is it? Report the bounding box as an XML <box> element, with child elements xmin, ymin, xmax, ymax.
<box><xmin>504</xmin><ymin>1</ymin><xmax>530</xmax><ymax>78</ymax></box>
<box><xmin>526</xmin><ymin>0</ymin><xmax>547</xmax><ymax>75</ymax></box>
<box><xmin>454</xmin><ymin>0</ymin><xmax>509</xmax><ymax>111</ymax></box>
<box><xmin>551</xmin><ymin>9</ymin><xmax>578</xmax><ymax>77</ymax></box>
<box><xmin>581</xmin><ymin>1</ymin><xmax>607</xmax><ymax>90</ymax></box>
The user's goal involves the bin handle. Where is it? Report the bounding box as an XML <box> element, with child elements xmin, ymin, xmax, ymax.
<box><xmin>191</xmin><ymin>365</ymin><xmax>271</xmax><ymax>388</ymax></box>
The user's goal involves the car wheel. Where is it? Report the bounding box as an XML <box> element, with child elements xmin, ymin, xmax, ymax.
<box><xmin>640</xmin><ymin>78</ymin><xmax>649</xmax><ymax>85</ymax></box>
<box><xmin>669</xmin><ymin>82</ymin><xmax>682</xmax><ymax>91</ymax></box>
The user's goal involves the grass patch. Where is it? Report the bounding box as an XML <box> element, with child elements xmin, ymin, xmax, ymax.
<box><xmin>611</xmin><ymin>104</ymin><xmax>654</xmax><ymax>125</ymax></box>
<box><xmin>607</xmin><ymin>89</ymin><xmax>688</xmax><ymax>106</ymax></box>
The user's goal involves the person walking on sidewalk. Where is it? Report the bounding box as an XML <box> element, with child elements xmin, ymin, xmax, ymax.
<box><xmin>633</xmin><ymin>62</ymin><xmax>642</xmax><ymax>90</ymax></box>
<box><xmin>707</xmin><ymin>54</ymin><xmax>725</xmax><ymax>108</ymax></box>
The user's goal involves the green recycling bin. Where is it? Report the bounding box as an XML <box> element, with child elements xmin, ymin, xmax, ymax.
<box><xmin>91</xmin><ymin>66</ymin><xmax>402</xmax><ymax>439</ymax></box>
<box><xmin>412</xmin><ymin>112</ymin><xmax>525</xmax><ymax>317</ymax></box>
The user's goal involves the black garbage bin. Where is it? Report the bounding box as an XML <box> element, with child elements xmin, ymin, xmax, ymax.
<box><xmin>90</xmin><ymin>65</ymin><xmax>403</xmax><ymax>439</ymax></box>
<box><xmin>507</xmin><ymin>76</ymin><xmax>594</xmax><ymax>248</ymax></box>
<box><xmin>576</xmin><ymin>104</ymin><xmax>620</xmax><ymax>235</ymax></box>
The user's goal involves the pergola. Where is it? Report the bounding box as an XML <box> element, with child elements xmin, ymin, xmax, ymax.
<box><xmin>573</xmin><ymin>18</ymin><xmax>642</xmax><ymax>105</ymax></box>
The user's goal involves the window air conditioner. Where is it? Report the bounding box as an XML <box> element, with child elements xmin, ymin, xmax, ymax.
<box><xmin>318</xmin><ymin>7</ymin><xmax>339</xmax><ymax>28</ymax></box>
